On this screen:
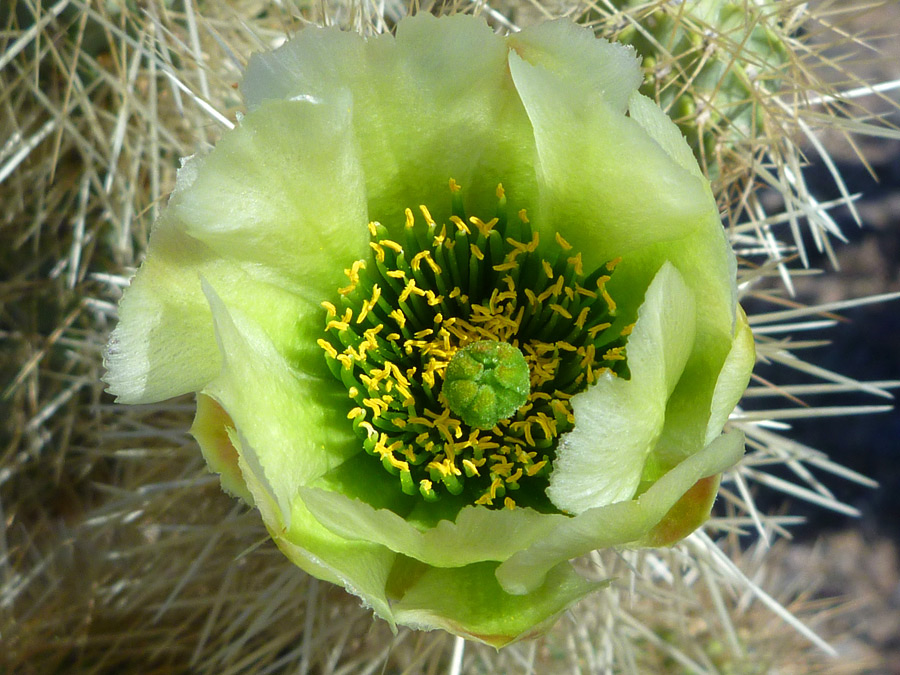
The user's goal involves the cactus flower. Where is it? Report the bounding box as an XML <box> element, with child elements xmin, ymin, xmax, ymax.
<box><xmin>104</xmin><ymin>15</ymin><xmax>754</xmax><ymax>647</ymax></box>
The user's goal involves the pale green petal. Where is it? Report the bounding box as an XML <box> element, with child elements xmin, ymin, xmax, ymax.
<box><xmin>201</xmin><ymin>280</ymin><xmax>359</xmax><ymax>528</ymax></box>
<box><xmin>705</xmin><ymin>308</ymin><xmax>755</xmax><ymax>445</ymax></box>
<box><xmin>627</xmin><ymin>90</ymin><xmax>704</xmax><ymax>181</ymax></box>
<box><xmin>232</xmin><ymin>429</ymin><xmax>397</xmax><ymax>625</ymax></box>
<box><xmin>103</xmin><ymin>217</ymin><xmax>319</xmax><ymax>403</ymax></box>
<box><xmin>508</xmin><ymin>19</ymin><xmax>642</xmax><ymax>114</ymax></box>
<box><xmin>392</xmin><ymin>561</ymin><xmax>602</xmax><ymax>648</ymax></box>
<box><xmin>497</xmin><ymin>431</ymin><xmax>745</xmax><ymax>595</ymax></box>
<box><xmin>300</xmin><ymin>452</ymin><xmax>567</xmax><ymax>566</ymax></box>
<box><xmin>508</xmin><ymin>42</ymin><xmax>739</xmax><ymax>478</ymax></box>
<box><xmin>507</xmin><ymin>47</ymin><xmax>715</xmax><ymax>271</ymax></box>
<box><xmin>547</xmin><ymin>263</ymin><xmax>696</xmax><ymax>514</ymax></box>
<box><xmin>243</xmin><ymin>14</ymin><xmax>538</xmax><ymax>230</ymax></box>
<box><xmin>170</xmin><ymin>98</ymin><xmax>369</xmax><ymax>303</ymax></box>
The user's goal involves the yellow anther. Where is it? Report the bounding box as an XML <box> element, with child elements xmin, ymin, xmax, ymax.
<box><xmin>588</xmin><ymin>322</ymin><xmax>612</xmax><ymax>338</ymax></box>
<box><xmin>462</xmin><ymin>459</ymin><xmax>481</xmax><ymax>478</ymax></box>
<box><xmin>348</xmin><ymin>386</ymin><xmax>359</xmax><ymax>398</ymax></box>
<box><xmin>524</xmin><ymin>288</ymin><xmax>538</xmax><ymax>306</ymax></box>
<box><xmin>359</xmin><ymin>421</ymin><xmax>377</xmax><ymax>438</ymax></box>
<box><xmin>470</xmin><ymin>216</ymin><xmax>498</xmax><ymax>237</ymax></box>
<box><xmin>504</xmin><ymin>497</ymin><xmax>516</xmax><ymax>510</ymax></box>
<box><xmin>414</xmin><ymin>328</ymin><xmax>434</xmax><ymax>339</ymax></box>
<box><xmin>386</xmin><ymin>332</ymin><xmax>400</xmax><ymax>341</ymax></box>
<box><xmin>388</xmin><ymin>309</ymin><xmax>406</xmax><ymax>329</ymax></box>
<box><xmin>555</xmin><ymin>232</ymin><xmax>573</xmax><ymax>251</ymax></box>
<box><xmin>541</xmin><ymin>260</ymin><xmax>554</xmax><ymax>279</ymax></box>
<box><xmin>321</xmin><ymin>301</ymin><xmax>337</xmax><ymax>317</ymax></box>
<box><xmin>603</xmin><ymin>346</ymin><xmax>626</xmax><ymax>361</ymax></box>
<box><xmin>380</xmin><ymin>238</ymin><xmax>403</xmax><ymax>254</ymax></box>
<box><xmin>549</xmin><ymin>303</ymin><xmax>572</xmax><ymax>319</ymax></box>
<box><xmin>317</xmin><ymin>339</ymin><xmax>338</xmax><ymax>360</ymax></box>
<box><xmin>496</xmin><ymin>183</ymin><xmax>505</xmax><ymax>199</ymax></box>
<box><xmin>347</xmin><ymin>407</ymin><xmax>365</xmax><ymax>420</ymax></box>
<box><xmin>326</xmin><ymin>308</ymin><xmax>353</xmax><ymax>333</ymax></box>
<box><xmin>419</xmin><ymin>204</ymin><xmax>435</xmax><ymax>226</ymax></box>
<box><xmin>337</xmin><ymin>353</ymin><xmax>354</xmax><ymax>370</ymax></box>
<box><xmin>575</xmin><ymin>284</ymin><xmax>598</xmax><ymax>299</ymax></box>
<box><xmin>387</xmin><ymin>269</ymin><xmax>406</xmax><ymax>279</ymax></box>
<box><xmin>518</xmin><ymin>208</ymin><xmax>529</xmax><ymax>223</ymax></box>
<box><xmin>606</xmin><ymin>257</ymin><xmax>622</xmax><ymax>272</ymax></box>
<box><xmin>567</xmin><ymin>252</ymin><xmax>583</xmax><ymax>275</ymax></box>
<box><xmin>449</xmin><ymin>177</ymin><xmax>461</xmax><ymax>193</ymax></box>
<box><xmin>399</xmin><ymin>279</ymin><xmax>426</xmax><ymax>302</ymax></box>
<box><xmin>450</xmin><ymin>215</ymin><xmax>470</xmax><ymax>234</ymax></box>
<box><xmin>433</xmin><ymin>223</ymin><xmax>448</xmax><ymax>248</ymax></box>
<box><xmin>367</xmin><ymin>221</ymin><xmax>379</xmax><ymax>237</ymax></box>
<box><xmin>526</xmin><ymin>460</ymin><xmax>548</xmax><ymax>477</ymax></box>
<box><xmin>493</xmin><ymin>261</ymin><xmax>518</xmax><ymax>272</ymax></box>
<box><xmin>369</xmin><ymin>241</ymin><xmax>385</xmax><ymax>263</ymax></box>
<box><xmin>575</xmin><ymin>307</ymin><xmax>590</xmax><ymax>329</ymax></box>
<box><xmin>470</xmin><ymin>243</ymin><xmax>484</xmax><ymax>261</ymax></box>
<box><xmin>405</xmin><ymin>207</ymin><xmax>415</xmax><ymax>229</ymax></box>
<box><xmin>621</xmin><ymin>322</ymin><xmax>635</xmax><ymax>336</ymax></box>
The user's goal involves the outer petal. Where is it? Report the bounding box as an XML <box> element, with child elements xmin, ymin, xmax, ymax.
<box><xmin>508</xmin><ymin>19</ymin><xmax>642</xmax><ymax>115</ymax></box>
<box><xmin>201</xmin><ymin>280</ymin><xmax>359</xmax><ymax>528</ymax></box>
<box><xmin>508</xmin><ymin>39</ymin><xmax>740</xmax><ymax>476</ymax></box>
<box><xmin>547</xmin><ymin>263</ymin><xmax>696</xmax><ymax>513</ymax></box>
<box><xmin>170</xmin><ymin>98</ymin><xmax>370</xmax><ymax>303</ymax></box>
<box><xmin>497</xmin><ymin>431</ymin><xmax>745</xmax><ymax>595</ymax></box>
<box><xmin>104</xmin><ymin>96</ymin><xmax>370</xmax><ymax>403</ymax></box>
<box><xmin>103</xmin><ymin>216</ymin><xmax>316</xmax><ymax>403</ymax></box>
<box><xmin>242</xmin><ymin>14</ymin><xmax>539</xmax><ymax>230</ymax></box>
<box><xmin>190</xmin><ymin>394</ymin><xmax>253</xmax><ymax>503</ymax></box>
<box><xmin>300</xmin><ymin>458</ymin><xmax>567</xmax><ymax>566</ymax></box>
<box><xmin>232</xmin><ymin>426</ymin><xmax>398</xmax><ymax>625</ymax></box>
<box><xmin>391</xmin><ymin>561</ymin><xmax>603</xmax><ymax>649</ymax></box>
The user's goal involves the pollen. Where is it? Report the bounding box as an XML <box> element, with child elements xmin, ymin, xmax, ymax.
<box><xmin>318</xmin><ymin>181</ymin><xmax>631</xmax><ymax>509</ymax></box>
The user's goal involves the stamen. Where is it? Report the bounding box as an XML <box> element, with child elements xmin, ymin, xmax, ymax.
<box><xmin>318</xmin><ymin>181</ymin><xmax>630</xmax><ymax>509</ymax></box>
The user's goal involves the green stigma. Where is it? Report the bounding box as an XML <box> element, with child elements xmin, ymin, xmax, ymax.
<box><xmin>317</xmin><ymin>181</ymin><xmax>631</xmax><ymax>509</ymax></box>
<box><xmin>443</xmin><ymin>340</ymin><xmax>530</xmax><ymax>430</ymax></box>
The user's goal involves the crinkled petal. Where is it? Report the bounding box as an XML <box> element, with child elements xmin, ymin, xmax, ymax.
<box><xmin>509</xmin><ymin>41</ymin><xmax>742</xmax><ymax>477</ymax></box>
<box><xmin>103</xmin><ymin>217</ymin><xmax>317</xmax><ymax>403</ymax></box>
<box><xmin>243</xmin><ymin>14</ymin><xmax>539</xmax><ymax>230</ymax></box>
<box><xmin>201</xmin><ymin>280</ymin><xmax>359</xmax><ymax>528</ymax></box>
<box><xmin>170</xmin><ymin>98</ymin><xmax>370</xmax><ymax>303</ymax></box>
<box><xmin>300</xmin><ymin>452</ymin><xmax>566</xmax><ymax>566</ymax></box>
<box><xmin>508</xmin><ymin>19</ymin><xmax>643</xmax><ymax>115</ymax></box>
<box><xmin>391</xmin><ymin>561</ymin><xmax>603</xmax><ymax>648</ymax></box>
<box><xmin>497</xmin><ymin>431</ymin><xmax>744</xmax><ymax>595</ymax></box>
<box><xmin>233</xmin><ymin>431</ymin><xmax>397</xmax><ymax>625</ymax></box>
<box><xmin>547</xmin><ymin>263</ymin><xmax>696</xmax><ymax>513</ymax></box>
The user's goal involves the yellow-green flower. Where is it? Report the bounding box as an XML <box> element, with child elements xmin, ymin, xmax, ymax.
<box><xmin>104</xmin><ymin>15</ymin><xmax>754</xmax><ymax>647</ymax></box>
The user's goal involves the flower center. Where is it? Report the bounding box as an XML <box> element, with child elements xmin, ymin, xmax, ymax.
<box><xmin>443</xmin><ymin>340</ymin><xmax>531</xmax><ymax>430</ymax></box>
<box><xmin>318</xmin><ymin>181</ymin><xmax>632</xmax><ymax>509</ymax></box>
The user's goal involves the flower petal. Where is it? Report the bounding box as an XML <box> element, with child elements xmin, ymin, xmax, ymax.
<box><xmin>240</xmin><ymin>447</ymin><xmax>398</xmax><ymax>626</ymax></box>
<box><xmin>201</xmin><ymin>279</ymin><xmax>359</xmax><ymax>528</ymax></box>
<box><xmin>243</xmin><ymin>14</ymin><xmax>539</xmax><ymax>230</ymax></box>
<box><xmin>508</xmin><ymin>19</ymin><xmax>642</xmax><ymax>115</ymax></box>
<box><xmin>190</xmin><ymin>393</ymin><xmax>253</xmax><ymax>503</ymax></box>
<box><xmin>103</xmin><ymin>217</ymin><xmax>317</xmax><ymax>403</ymax></box>
<box><xmin>507</xmin><ymin>46</ymin><xmax>715</xmax><ymax>271</ymax></box>
<box><xmin>300</xmin><ymin>452</ymin><xmax>567</xmax><ymax>567</ymax></box>
<box><xmin>547</xmin><ymin>263</ymin><xmax>696</xmax><ymax>513</ymax></box>
<box><xmin>391</xmin><ymin>561</ymin><xmax>602</xmax><ymax>648</ymax></box>
<box><xmin>170</xmin><ymin>98</ymin><xmax>370</xmax><ymax>303</ymax></box>
<box><xmin>704</xmin><ymin>307</ymin><xmax>755</xmax><ymax>445</ymax></box>
<box><xmin>497</xmin><ymin>430</ymin><xmax>745</xmax><ymax>595</ymax></box>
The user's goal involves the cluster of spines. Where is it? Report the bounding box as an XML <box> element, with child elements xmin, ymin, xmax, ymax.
<box><xmin>319</xmin><ymin>183</ymin><xmax>631</xmax><ymax>508</ymax></box>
